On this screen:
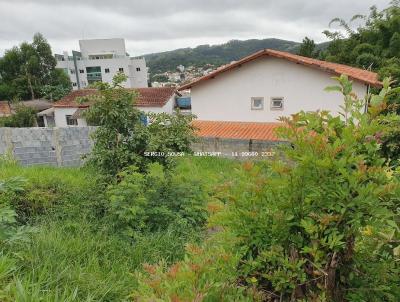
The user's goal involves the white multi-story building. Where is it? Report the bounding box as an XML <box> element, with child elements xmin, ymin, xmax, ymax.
<box><xmin>55</xmin><ymin>38</ymin><xmax>148</xmax><ymax>90</ymax></box>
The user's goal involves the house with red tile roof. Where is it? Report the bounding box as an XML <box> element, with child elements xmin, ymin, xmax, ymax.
<box><xmin>45</xmin><ymin>87</ymin><xmax>179</xmax><ymax>127</ymax></box>
<box><xmin>179</xmin><ymin>49</ymin><xmax>382</xmax><ymax>140</ymax></box>
<box><xmin>1</xmin><ymin>100</ymin><xmax>53</xmax><ymax>126</ymax></box>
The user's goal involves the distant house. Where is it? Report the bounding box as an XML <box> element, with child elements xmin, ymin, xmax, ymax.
<box><xmin>47</xmin><ymin>87</ymin><xmax>179</xmax><ymax>127</ymax></box>
<box><xmin>179</xmin><ymin>49</ymin><xmax>382</xmax><ymax>135</ymax></box>
<box><xmin>0</xmin><ymin>100</ymin><xmax>53</xmax><ymax>126</ymax></box>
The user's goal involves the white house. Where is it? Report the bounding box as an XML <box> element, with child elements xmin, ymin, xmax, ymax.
<box><xmin>179</xmin><ymin>49</ymin><xmax>382</xmax><ymax>125</ymax></box>
<box><xmin>46</xmin><ymin>87</ymin><xmax>179</xmax><ymax>127</ymax></box>
<box><xmin>55</xmin><ymin>38</ymin><xmax>148</xmax><ymax>90</ymax></box>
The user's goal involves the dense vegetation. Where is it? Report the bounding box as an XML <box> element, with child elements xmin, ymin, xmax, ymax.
<box><xmin>0</xmin><ymin>156</ymin><xmax>238</xmax><ymax>301</ymax></box>
<box><xmin>321</xmin><ymin>1</ymin><xmax>400</xmax><ymax>77</ymax></box>
<box><xmin>0</xmin><ymin>104</ymin><xmax>37</xmax><ymax>127</ymax></box>
<box><xmin>299</xmin><ymin>1</ymin><xmax>400</xmax><ymax>100</ymax></box>
<box><xmin>131</xmin><ymin>76</ymin><xmax>400</xmax><ymax>301</ymax></box>
<box><xmin>0</xmin><ymin>33</ymin><xmax>71</xmax><ymax>101</ymax></box>
<box><xmin>142</xmin><ymin>38</ymin><xmax>301</xmax><ymax>78</ymax></box>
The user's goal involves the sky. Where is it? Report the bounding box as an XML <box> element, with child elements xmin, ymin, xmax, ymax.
<box><xmin>0</xmin><ymin>0</ymin><xmax>392</xmax><ymax>56</ymax></box>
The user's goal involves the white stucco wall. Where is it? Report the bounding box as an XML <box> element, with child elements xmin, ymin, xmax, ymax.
<box><xmin>56</xmin><ymin>39</ymin><xmax>148</xmax><ymax>90</ymax></box>
<box><xmin>54</xmin><ymin>96</ymin><xmax>175</xmax><ymax>127</ymax></box>
<box><xmin>56</xmin><ymin>57</ymin><xmax>148</xmax><ymax>90</ymax></box>
<box><xmin>139</xmin><ymin>96</ymin><xmax>176</xmax><ymax>115</ymax></box>
<box><xmin>79</xmin><ymin>39</ymin><xmax>126</xmax><ymax>57</ymax></box>
<box><xmin>54</xmin><ymin>108</ymin><xmax>87</xmax><ymax>127</ymax></box>
<box><xmin>190</xmin><ymin>57</ymin><xmax>368</xmax><ymax>122</ymax></box>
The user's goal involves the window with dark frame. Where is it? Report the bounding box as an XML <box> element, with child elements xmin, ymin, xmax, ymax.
<box><xmin>251</xmin><ymin>97</ymin><xmax>264</xmax><ymax>110</ymax></box>
<box><xmin>270</xmin><ymin>97</ymin><xmax>284</xmax><ymax>110</ymax></box>
<box><xmin>79</xmin><ymin>69</ymin><xmax>84</xmax><ymax>73</ymax></box>
<box><xmin>105</xmin><ymin>68</ymin><xmax>110</xmax><ymax>73</ymax></box>
<box><xmin>136</xmin><ymin>67</ymin><xmax>141</xmax><ymax>71</ymax></box>
<box><xmin>66</xmin><ymin>115</ymin><xmax>78</xmax><ymax>126</ymax></box>
<box><xmin>119</xmin><ymin>67</ymin><xmax>124</xmax><ymax>72</ymax></box>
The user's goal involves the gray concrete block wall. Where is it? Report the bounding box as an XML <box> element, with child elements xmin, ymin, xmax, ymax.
<box><xmin>0</xmin><ymin>127</ymin><xmax>285</xmax><ymax>167</ymax></box>
<box><xmin>0</xmin><ymin>127</ymin><xmax>96</xmax><ymax>167</ymax></box>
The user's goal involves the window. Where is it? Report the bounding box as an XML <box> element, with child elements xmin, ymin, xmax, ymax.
<box><xmin>105</xmin><ymin>68</ymin><xmax>110</xmax><ymax>73</ymax></box>
<box><xmin>251</xmin><ymin>97</ymin><xmax>264</xmax><ymax>110</ymax></box>
<box><xmin>70</xmin><ymin>69</ymin><xmax>75</xmax><ymax>74</ymax></box>
<box><xmin>270</xmin><ymin>97</ymin><xmax>284</xmax><ymax>110</ymax></box>
<box><xmin>79</xmin><ymin>69</ymin><xmax>84</xmax><ymax>73</ymax></box>
<box><xmin>86</xmin><ymin>66</ymin><xmax>102</xmax><ymax>84</ymax></box>
<box><xmin>66</xmin><ymin>115</ymin><xmax>78</xmax><ymax>126</ymax></box>
<box><xmin>136</xmin><ymin>67</ymin><xmax>141</xmax><ymax>72</ymax></box>
<box><xmin>119</xmin><ymin>67</ymin><xmax>124</xmax><ymax>72</ymax></box>
<box><xmin>72</xmin><ymin>82</ymin><xmax>77</xmax><ymax>87</ymax></box>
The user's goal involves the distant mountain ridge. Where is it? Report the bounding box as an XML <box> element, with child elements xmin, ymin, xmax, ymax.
<box><xmin>141</xmin><ymin>38</ymin><xmax>302</xmax><ymax>78</ymax></box>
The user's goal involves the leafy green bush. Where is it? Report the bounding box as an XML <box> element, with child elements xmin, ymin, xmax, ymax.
<box><xmin>82</xmin><ymin>73</ymin><xmax>196</xmax><ymax>176</ymax></box>
<box><xmin>146</xmin><ymin>111</ymin><xmax>196</xmax><ymax>168</ymax></box>
<box><xmin>107</xmin><ymin>162</ymin><xmax>208</xmax><ymax>239</ymax></box>
<box><xmin>131</xmin><ymin>232</ymin><xmax>251</xmax><ymax>302</ymax></box>
<box><xmin>0</xmin><ymin>104</ymin><xmax>36</xmax><ymax>128</ymax></box>
<box><xmin>133</xmin><ymin>76</ymin><xmax>400</xmax><ymax>301</ymax></box>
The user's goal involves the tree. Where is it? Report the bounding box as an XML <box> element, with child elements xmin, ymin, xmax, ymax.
<box><xmin>82</xmin><ymin>73</ymin><xmax>196</xmax><ymax>175</ymax></box>
<box><xmin>0</xmin><ymin>33</ymin><xmax>71</xmax><ymax>101</ymax></box>
<box><xmin>389</xmin><ymin>32</ymin><xmax>400</xmax><ymax>57</ymax></box>
<box><xmin>298</xmin><ymin>37</ymin><xmax>317</xmax><ymax>58</ymax></box>
<box><xmin>321</xmin><ymin>3</ymin><xmax>400</xmax><ymax>83</ymax></box>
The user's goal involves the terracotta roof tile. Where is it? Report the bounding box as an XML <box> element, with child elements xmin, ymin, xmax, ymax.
<box><xmin>192</xmin><ymin>120</ymin><xmax>283</xmax><ymax>141</ymax></box>
<box><xmin>53</xmin><ymin>90</ymin><xmax>96</xmax><ymax>108</ymax></box>
<box><xmin>135</xmin><ymin>87</ymin><xmax>177</xmax><ymax>107</ymax></box>
<box><xmin>179</xmin><ymin>49</ymin><xmax>382</xmax><ymax>90</ymax></box>
<box><xmin>0</xmin><ymin>101</ymin><xmax>12</xmax><ymax>116</ymax></box>
<box><xmin>54</xmin><ymin>87</ymin><xmax>177</xmax><ymax>108</ymax></box>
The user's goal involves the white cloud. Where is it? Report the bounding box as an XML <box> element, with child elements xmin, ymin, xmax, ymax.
<box><xmin>0</xmin><ymin>0</ymin><xmax>392</xmax><ymax>56</ymax></box>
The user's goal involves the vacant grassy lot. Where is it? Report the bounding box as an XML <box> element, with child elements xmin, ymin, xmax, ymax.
<box><xmin>0</xmin><ymin>157</ymin><xmax>240</xmax><ymax>301</ymax></box>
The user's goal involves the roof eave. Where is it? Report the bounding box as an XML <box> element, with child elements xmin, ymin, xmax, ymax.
<box><xmin>178</xmin><ymin>49</ymin><xmax>383</xmax><ymax>90</ymax></box>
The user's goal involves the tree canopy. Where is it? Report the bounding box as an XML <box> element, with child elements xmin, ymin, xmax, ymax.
<box><xmin>319</xmin><ymin>1</ymin><xmax>400</xmax><ymax>90</ymax></box>
<box><xmin>0</xmin><ymin>33</ymin><xmax>71</xmax><ymax>101</ymax></box>
<box><xmin>298</xmin><ymin>37</ymin><xmax>317</xmax><ymax>58</ymax></box>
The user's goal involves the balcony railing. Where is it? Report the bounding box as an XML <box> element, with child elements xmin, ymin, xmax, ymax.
<box><xmin>56</xmin><ymin>54</ymin><xmax>144</xmax><ymax>62</ymax></box>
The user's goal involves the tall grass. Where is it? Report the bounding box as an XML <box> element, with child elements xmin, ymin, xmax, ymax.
<box><xmin>0</xmin><ymin>156</ymin><xmax>239</xmax><ymax>300</ymax></box>
<box><xmin>1</xmin><ymin>219</ymin><xmax>192</xmax><ymax>301</ymax></box>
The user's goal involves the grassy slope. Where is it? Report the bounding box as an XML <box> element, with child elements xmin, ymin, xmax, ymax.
<box><xmin>0</xmin><ymin>157</ymin><xmax>240</xmax><ymax>301</ymax></box>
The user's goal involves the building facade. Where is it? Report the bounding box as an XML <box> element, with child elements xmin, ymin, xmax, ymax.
<box><xmin>46</xmin><ymin>87</ymin><xmax>179</xmax><ymax>127</ymax></box>
<box><xmin>179</xmin><ymin>49</ymin><xmax>382</xmax><ymax>123</ymax></box>
<box><xmin>56</xmin><ymin>38</ymin><xmax>148</xmax><ymax>90</ymax></box>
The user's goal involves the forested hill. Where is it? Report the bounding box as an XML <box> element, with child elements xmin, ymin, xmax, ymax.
<box><xmin>141</xmin><ymin>38</ymin><xmax>302</xmax><ymax>75</ymax></box>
